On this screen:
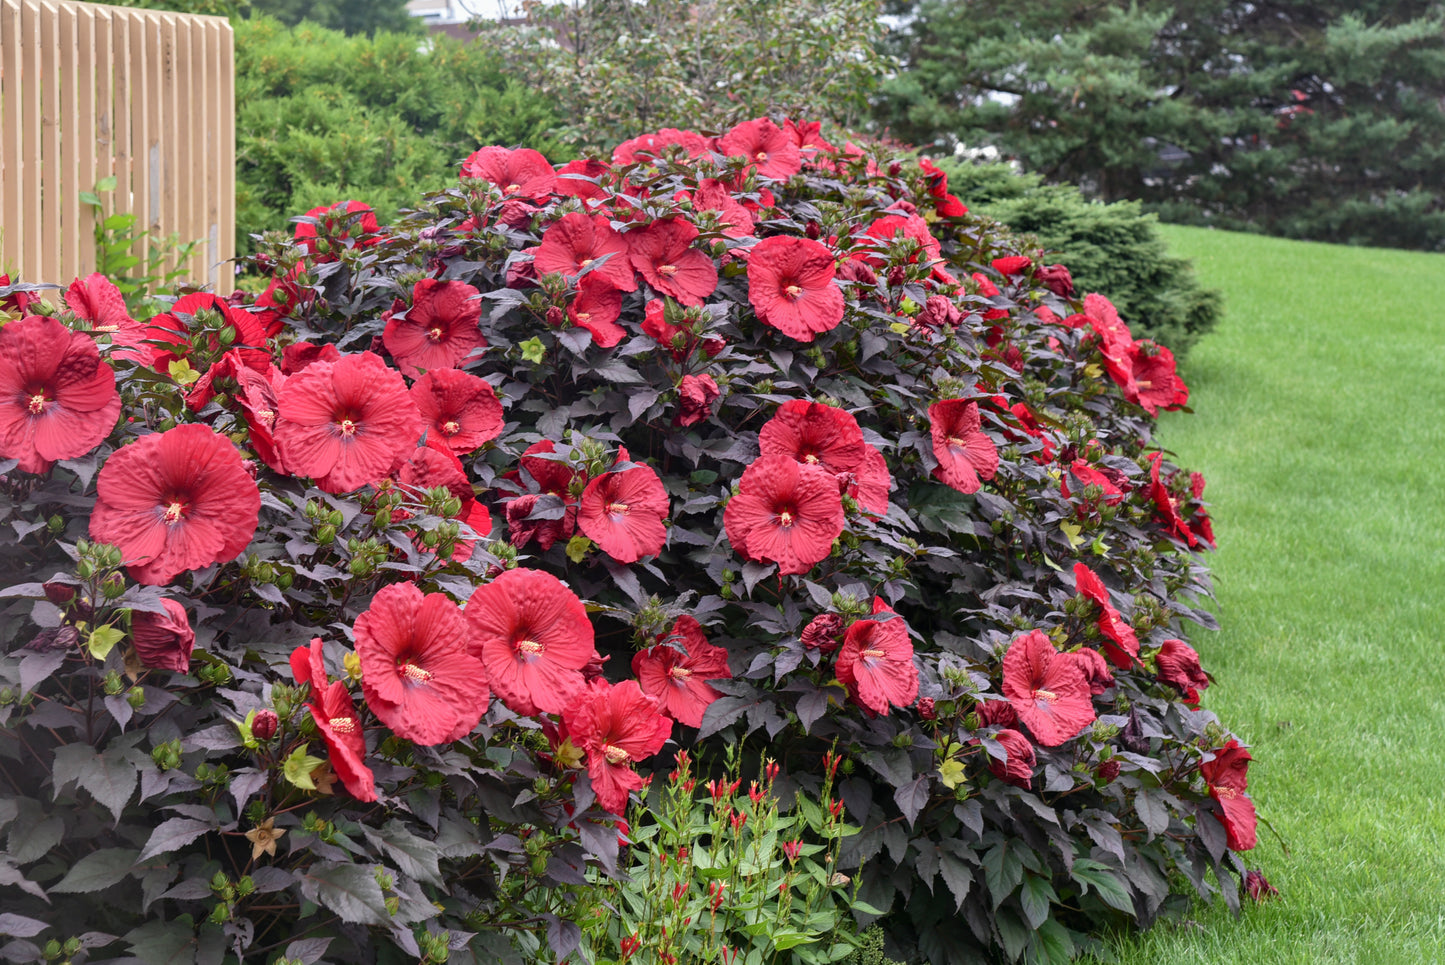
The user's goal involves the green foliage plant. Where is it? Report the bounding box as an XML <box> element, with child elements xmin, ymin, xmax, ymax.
<box><xmin>79</xmin><ymin>177</ymin><xmax>202</xmax><ymax>318</ymax></box>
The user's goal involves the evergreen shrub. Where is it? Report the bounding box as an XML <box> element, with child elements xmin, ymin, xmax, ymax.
<box><xmin>0</xmin><ymin>119</ymin><xmax>1258</xmax><ymax>964</ymax></box>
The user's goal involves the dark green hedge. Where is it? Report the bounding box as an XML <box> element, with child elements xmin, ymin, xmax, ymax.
<box><xmin>940</xmin><ymin>158</ymin><xmax>1221</xmax><ymax>358</ymax></box>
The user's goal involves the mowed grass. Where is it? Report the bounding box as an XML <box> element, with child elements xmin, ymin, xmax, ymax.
<box><xmin>1092</xmin><ymin>226</ymin><xmax>1445</xmax><ymax>964</ymax></box>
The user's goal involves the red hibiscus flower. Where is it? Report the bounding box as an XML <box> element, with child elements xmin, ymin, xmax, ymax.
<box><xmin>1188</xmin><ymin>471</ymin><xmax>1216</xmax><ymax>548</ymax></box>
<box><xmin>90</xmin><ymin>424</ymin><xmax>261</xmax><ymax>585</ymax></box>
<box><xmin>0</xmin><ymin>274</ymin><xmax>38</xmax><ymax>315</ymax></box>
<box><xmin>859</xmin><ymin>215</ymin><xmax>955</xmax><ymax>285</ymax></box>
<box><xmin>0</xmin><ymin>316</ymin><xmax>120</xmax><ymax>473</ymax></box>
<box><xmin>1061</xmin><ymin>459</ymin><xmax>1126</xmax><ymax>507</ymax></box>
<box><xmin>747</xmin><ymin>236</ymin><xmax>844</xmax><ymax>341</ymax></box>
<box><xmin>1058</xmin><ymin>647</ymin><xmax>1115</xmax><ymax>697</ymax></box>
<box><xmin>502</xmin><ymin>440</ymin><xmax>584</xmax><ymax>551</ymax></box>
<box><xmin>718</xmin><ymin>118</ymin><xmax>802</xmax><ymax>181</ymax></box>
<box><xmin>1127</xmin><ymin>341</ymin><xmax>1189</xmax><ymax>416</ymax></box>
<box><xmin>675</xmin><ymin>374</ymin><xmax>720</xmax><ymax>426</ymax></box>
<box><xmin>234</xmin><ymin>362</ymin><xmax>287</xmax><ymax>473</ymax></box>
<box><xmin>686</xmin><ymin>179</ymin><xmax>756</xmax><ymax>238</ymax></box>
<box><xmin>252</xmin><ymin>267</ymin><xmax>312</xmax><ymax>338</ymax></box>
<box><xmin>535</xmin><ymin>212</ymin><xmax>637</xmax><ymax>292</ymax></box>
<box><xmin>836</xmin><ymin>599</ymin><xmax>918</xmax><ymax>716</ymax></box>
<box><xmin>1201</xmin><ymin>739</ymin><xmax>1257</xmax><ymax>851</ymax></box>
<box><xmin>566</xmin><ymin>275</ymin><xmax>627</xmax><ymax>348</ymax></box>
<box><xmin>383</xmin><ymin>279</ymin><xmax>485</xmax><ymax>379</ymax></box>
<box><xmin>838</xmin><ymin>447</ymin><xmax>893</xmax><ymax>516</ymax></box>
<box><xmin>1155</xmin><ymin>639</ymin><xmax>1210</xmax><ymax>706</ymax></box>
<box><xmin>355</xmin><ymin>583</ymin><xmax>489</xmax><ymax>746</ymax></box>
<box><xmin>578</xmin><ymin>463</ymin><xmax>670</xmax><ymax>563</ymax></box>
<box><xmin>612</xmin><ymin>128</ymin><xmax>713</xmax><ymax>166</ymax></box>
<box><xmin>759</xmin><ymin>400</ymin><xmax>867</xmax><ymax>476</ymax></box>
<box><xmin>1072</xmin><ymin>563</ymin><xmax>1140</xmax><ymax>668</ymax></box>
<box><xmin>294</xmin><ymin>200</ymin><xmax>381</xmax><ymax>257</ymax></box>
<box><xmin>290</xmin><ymin>638</ymin><xmax>376</xmax><ymax>802</ymax></box>
<box><xmin>632</xmin><ymin>616</ymin><xmax>732</xmax><ymax>727</ymax></box>
<box><xmin>785</xmin><ymin>119</ymin><xmax>836</xmax><ymax>158</ymax></box>
<box><xmin>131</xmin><ymin>599</ymin><xmax>195</xmax><ymax>673</ymax></box>
<box><xmin>555</xmin><ymin>158</ymin><xmax>614</xmax><ymax>202</ymax></box>
<box><xmin>145</xmin><ymin>293</ymin><xmax>270</xmax><ymax>374</ymax></box>
<box><xmin>802</xmin><ymin>613</ymin><xmax>844</xmax><ymax>652</ymax></box>
<box><xmin>411</xmin><ymin>368</ymin><xmax>504</xmax><ymax>454</ymax></box>
<box><xmin>465</xmin><ymin>568</ymin><xmax>598</xmax><ymax>717</ymax></box>
<box><xmin>273</xmin><ymin>352</ymin><xmax>422</xmax><ymax>493</ymax></box>
<box><xmin>723</xmin><ymin>454</ymin><xmax>845</xmax><ymax>576</ymax></box>
<box><xmin>1038</xmin><ymin>264</ymin><xmax>1074</xmax><ymax>298</ymax></box>
<box><xmin>563</xmin><ymin>678</ymin><xmax>673</xmax><ymax>815</ymax></box>
<box><xmin>65</xmin><ymin>273</ymin><xmax>139</xmax><ymax>337</ymax></box>
<box><xmin>988</xmin><ymin>728</ymin><xmax>1036</xmax><ymax>788</ymax></box>
<box><xmin>928</xmin><ymin>399</ymin><xmax>999</xmax><ymax>494</ymax></box>
<box><xmin>627</xmin><ymin>218</ymin><xmax>718</xmax><ymax>307</ymax></box>
<box><xmin>918</xmin><ymin>158</ymin><xmax>968</xmax><ymax>218</ymax></box>
<box><xmin>281</xmin><ymin>341</ymin><xmax>340</xmax><ymax>375</ymax></box>
<box><xmin>977</xmin><ymin>699</ymin><xmax>1018</xmax><ymax>728</ymax></box>
<box><xmin>991</xmin><ymin>255</ymin><xmax>1032</xmax><ymax>277</ymax></box>
<box><xmin>1147</xmin><ymin>452</ymin><xmax>1196</xmax><ymax>547</ymax></box>
<box><xmin>1000</xmin><ymin>629</ymin><xmax>1096</xmax><ymax>746</ymax></box>
<box><xmin>460</xmin><ymin>146</ymin><xmax>556</xmax><ymax>200</ymax></box>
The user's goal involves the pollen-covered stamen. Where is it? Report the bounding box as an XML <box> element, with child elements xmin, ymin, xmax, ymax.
<box><xmin>669</xmin><ymin>665</ymin><xmax>693</xmax><ymax>680</ymax></box>
<box><xmin>580</xmin><ymin>258</ymin><xmax>594</xmax><ymax>268</ymax></box>
<box><xmin>802</xmin><ymin>453</ymin><xmax>819</xmax><ymax>464</ymax></box>
<box><xmin>26</xmin><ymin>393</ymin><xmax>46</xmax><ymax>415</ymax></box>
<box><xmin>257</xmin><ymin>408</ymin><xmax>276</xmax><ymax>428</ymax></box>
<box><xmin>602</xmin><ymin>743</ymin><xmax>630</xmax><ymax>765</ymax></box>
<box><xmin>337</xmin><ymin>418</ymin><xmax>358</xmax><ymax>437</ymax></box>
<box><xmin>1213</xmin><ymin>784</ymin><xmax>1239</xmax><ymax>800</ymax></box>
<box><xmin>606</xmin><ymin>501</ymin><xmax>629</xmax><ymax>518</ymax></box>
<box><xmin>516</xmin><ymin>638</ymin><xmax>544</xmax><ymax>656</ymax></box>
<box><xmin>398</xmin><ymin>660</ymin><xmax>433</xmax><ymax>683</ymax></box>
<box><xmin>946</xmin><ymin>436</ymin><xmax>969</xmax><ymax>450</ymax></box>
<box><xmin>441</xmin><ymin>420</ymin><xmax>461</xmax><ymax>436</ymax></box>
<box><xmin>162</xmin><ymin>501</ymin><xmax>187</xmax><ymax>524</ymax></box>
<box><xmin>658</xmin><ymin>264</ymin><xmax>678</xmax><ymax>276</ymax></box>
<box><xmin>860</xmin><ymin>647</ymin><xmax>886</xmax><ymax>661</ymax></box>
<box><xmin>755</xmin><ymin>151</ymin><xmax>769</xmax><ymax>163</ymax></box>
<box><xmin>778</xmin><ymin>510</ymin><xmax>795</xmax><ymax>527</ymax></box>
<box><xmin>1138</xmin><ymin>380</ymin><xmax>1153</xmax><ymax>389</ymax></box>
<box><xmin>1032</xmin><ymin>688</ymin><xmax>1058</xmax><ymax>703</ymax></box>
<box><xmin>427</xmin><ymin>327</ymin><xmax>445</xmax><ymax>342</ymax></box>
<box><xmin>504</xmin><ymin>183</ymin><xmax>521</xmax><ymax>194</ymax></box>
<box><xmin>329</xmin><ymin>716</ymin><xmax>357</xmax><ymax>734</ymax></box>
<box><xmin>784</xmin><ymin>284</ymin><xmax>802</xmax><ymax>299</ymax></box>
<box><xmin>576</xmin><ymin>312</ymin><xmax>592</xmax><ymax>322</ymax></box>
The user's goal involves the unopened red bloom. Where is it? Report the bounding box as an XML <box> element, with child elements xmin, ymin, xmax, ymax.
<box><xmin>1244</xmin><ymin>869</ymin><xmax>1279</xmax><ymax>900</ymax></box>
<box><xmin>801</xmin><ymin>613</ymin><xmax>844</xmax><ymax>652</ymax></box>
<box><xmin>252</xmin><ymin>267</ymin><xmax>312</xmax><ymax>338</ymax></box>
<box><xmin>1073</xmin><ymin>563</ymin><xmax>1140</xmax><ymax>668</ymax></box>
<box><xmin>633</xmin><ymin>616</ymin><xmax>732</xmax><ymax>727</ymax></box>
<box><xmin>0</xmin><ymin>316</ymin><xmax>120</xmax><ymax>473</ymax></box>
<box><xmin>860</xmin><ymin>215</ymin><xmax>954</xmax><ymax>284</ymax></box>
<box><xmin>1001</xmin><ymin>629</ymin><xmax>1096</xmax><ymax>746</ymax></box>
<box><xmin>675</xmin><ymin>374</ymin><xmax>720</xmax><ymax>426</ymax></box>
<box><xmin>290</xmin><ymin>638</ymin><xmax>376</xmax><ymax>801</ymax></box>
<box><xmin>928</xmin><ymin>399</ymin><xmax>998</xmax><ymax>494</ymax></box>
<box><xmin>918</xmin><ymin>158</ymin><xmax>967</xmax><ymax>217</ymax></box>
<box><xmin>566</xmin><ymin>275</ymin><xmax>627</xmax><ymax>348</ymax></box>
<box><xmin>411</xmin><ymin>368</ymin><xmax>504</xmax><ymax>454</ymax></box>
<box><xmin>628</xmin><ymin>218</ymin><xmax>717</xmax><ymax>306</ymax></box>
<box><xmin>1147</xmin><ymin>452</ymin><xmax>1196</xmax><ymax>547</ymax></box>
<box><xmin>747</xmin><ymin>236</ymin><xmax>844</xmax><ymax>342</ymax></box>
<box><xmin>1201</xmin><ymin>739</ymin><xmax>1257</xmax><ymax>851</ymax></box>
<box><xmin>131</xmin><ymin>599</ymin><xmax>195</xmax><ymax>673</ymax></box>
<box><xmin>565</xmin><ymin>679</ymin><xmax>673</xmax><ymax>815</ymax></box>
<box><xmin>383</xmin><ymin>279</ymin><xmax>485</xmax><ymax>379</ymax></box>
<box><xmin>991</xmin><ymin>255</ymin><xmax>1032</xmax><ymax>276</ymax></box>
<box><xmin>719</xmin><ymin>118</ymin><xmax>801</xmax><ymax>180</ymax></box>
<box><xmin>723</xmin><ymin>454</ymin><xmax>844</xmax><ymax>575</ymax></box>
<box><xmin>1188</xmin><ymin>471</ymin><xmax>1216</xmax><ymax>548</ymax></box>
<box><xmin>1155</xmin><ymin>638</ymin><xmax>1209</xmax><ymax>706</ymax></box>
<box><xmin>976</xmin><ymin>699</ymin><xmax>1018</xmax><ymax>728</ymax></box>
<box><xmin>578</xmin><ymin>463</ymin><xmax>670</xmax><ymax>563</ymax></box>
<box><xmin>1127</xmin><ymin>340</ymin><xmax>1189</xmax><ymax>416</ymax></box>
<box><xmin>836</xmin><ymin>599</ymin><xmax>918</xmax><ymax>715</ymax></box>
<box><xmin>988</xmin><ymin>728</ymin><xmax>1036</xmax><ymax>788</ymax></box>
<box><xmin>460</xmin><ymin>146</ymin><xmax>556</xmax><ymax>200</ymax></box>
<box><xmin>355</xmin><ymin>583</ymin><xmax>488</xmax><ymax>745</ymax></box>
<box><xmin>535</xmin><ymin>212</ymin><xmax>636</xmax><ymax>292</ymax></box>
<box><xmin>273</xmin><ymin>352</ymin><xmax>422</xmax><ymax>493</ymax></box>
<box><xmin>466</xmin><ymin>568</ymin><xmax>597</xmax><ymax>717</ymax></box>
<box><xmin>90</xmin><ymin>424</ymin><xmax>261</xmax><ymax>585</ymax></box>
<box><xmin>1037</xmin><ymin>264</ymin><xmax>1074</xmax><ymax>298</ymax></box>
<box><xmin>915</xmin><ymin>294</ymin><xmax>961</xmax><ymax>330</ymax></box>
<box><xmin>1059</xmin><ymin>646</ymin><xmax>1115</xmax><ymax>697</ymax></box>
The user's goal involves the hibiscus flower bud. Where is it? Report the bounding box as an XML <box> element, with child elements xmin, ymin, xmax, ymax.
<box><xmin>918</xmin><ymin>697</ymin><xmax>937</xmax><ymax>721</ymax></box>
<box><xmin>1095</xmin><ymin>759</ymin><xmax>1121</xmax><ymax>784</ymax></box>
<box><xmin>801</xmin><ymin>613</ymin><xmax>845</xmax><ymax>652</ymax></box>
<box><xmin>1037</xmin><ymin>263</ymin><xmax>1074</xmax><ymax>298</ymax></box>
<box><xmin>1244</xmin><ymin>869</ymin><xmax>1279</xmax><ymax>900</ymax></box>
<box><xmin>252</xmin><ymin>709</ymin><xmax>279</xmax><ymax>741</ymax></box>
<box><xmin>675</xmin><ymin>374</ymin><xmax>721</xmax><ymax>427</ymax></box>
<box><xmin>26</xmin><ymin>626</ymin><xmax>79</xmax><ymax>653</ymax></box>
<box><xmin>131</xmin><ymin>599</ymin><xmax>196</xmax><ymax>674</ymax></box>
<box><xmin>43</xmin><ymin>582</ymin><xmax>76</xmax><ymax>606</ymax></box>
<box><xmin>888</xmin><ymin>265</ymin><xmax>908</xmax><ymax>287</ymax></box>
<box><xmin>805</xmin><ymin>220</ymin><xmax>821</xmax><ymax>240</ymax></box>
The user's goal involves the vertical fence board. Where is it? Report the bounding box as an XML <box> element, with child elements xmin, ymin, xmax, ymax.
<box><xmin>1</xmin><ymin>0</ymin><xmax>233</xmax><ymax>290</ymax></box>
<box><xmin>39</xmin><ymin>1</ymin><xmax>61</xmax><ymax>286</ymax></box>
<box><xmin>1</xmin><ymin>0</ymin><xmax>22</xmax><ymax>272</ymax></box>
<box><xmin>59</xmin><ymin>2</ymin><xmax>80</xmax><ymax>283</ymax></box>
<box><xmin>75</xmin><ymin>4</ymin><xmax>97</xmax><ymax>277</ymax></box>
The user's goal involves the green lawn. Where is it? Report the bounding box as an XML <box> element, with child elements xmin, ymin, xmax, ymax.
<box><xmin>1096</xmin><ymin>226</ymin><xmax>1445</xmax><ymax>963</ymax></box>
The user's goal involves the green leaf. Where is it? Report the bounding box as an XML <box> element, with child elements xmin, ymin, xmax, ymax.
<box><xmin>938</xmin><ymin>853</ymin><xmax>972</xmax><ymax>911</ymax></box>
<box><xmin>50</xmin><ymin>847</ymin><xmax>138</xmax><ymax>893</ymax></box>
<box><xmin>299</xmin><ymin>861</ymin><xmax>391</xmax><ymax>925</ymax></box>
<box><xmin>87</xmin><ymin>624</ymin><xmax>126</xmax><ymax>660</ymax></box>
<box><xmin>1071</xmin><ymin>858</ymin><xmax>1136</xmax><ymax>916</ymax></box>
<box><xmin>95</xmin><ymin>175</ymin><xmax>118</xmax><ymax>192</ymax></box>
<box><xmin>519</xmin><ymin>337</ymin><xmax>547</xmax><ymax>364</ymax></box>
<box><xmin>103</xmin><ymin>212</ymin><xmax>135</xmax><ymax>232</ymax></box>
<box><xmin>565</xmin><ymin>534</ymin><xmax>592</xmax><ymax>563</ymax></box>
<box><xmin>79</xmin><ymin>191</ymin><xmax>102</xmax><ymax>207</ymax></box>
<box><xmin>1019</xmin><ymin>872</ymin><xmax>1057</xmax><ymax>929</ymax></box>
<box><xmin>362</xmin><ymin>822</ymin><xmax>442</xmax><ymax>886</ymax></box>
<box><xmin>52</xmin><ymin>744</ymin><xmax>137</xmax><ymax>821</ymax></box>
<box><xmin>138</xmin><ymin>817</ymin><xmax>214</xmax><ymax>862</ymax></box>
<box><xmin>1034</xmin><ymin>919</ymin><xmax>1076</xmax><ymax>964</ymax></box>
<box><xmin>282</xmin><ymin>745</ymin><xmax>326</xmax><ymax>790</ymax></box>
<box><xmin>982</xmin><ymin>841</ymin><xmax>1024</xmax><ymax>909</ymax></box>
<box><xmin>168</xmin><ymin>359</ymin><xmax>201</xmax><ymax>387</ymax></box>
<box><xmin>769</xmin><ymin>930</ymin><xmax>819</xmax><ymax>951</ymax></box>
<box><xmin>123</xmin><ymin>917</ymin><xmax>201</xmax><ymax>965</ymax></box>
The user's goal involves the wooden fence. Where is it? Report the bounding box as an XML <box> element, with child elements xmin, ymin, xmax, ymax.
<box><xmin>0</xmin><ymin>0</ymin><xmax>234</xmax><ymax>295</ymax></box>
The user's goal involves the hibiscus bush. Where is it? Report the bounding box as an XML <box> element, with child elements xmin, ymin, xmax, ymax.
<box><xmin>0</xmin><ymin>117</ymin><xmax>1257</xmax><ymax>964</ymax></box>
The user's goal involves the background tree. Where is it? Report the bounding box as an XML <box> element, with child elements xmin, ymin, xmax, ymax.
<box><xmin>877</xmin><ymin>1</ymin><xmax>1445</xmax><ymax>250</ymax></box>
